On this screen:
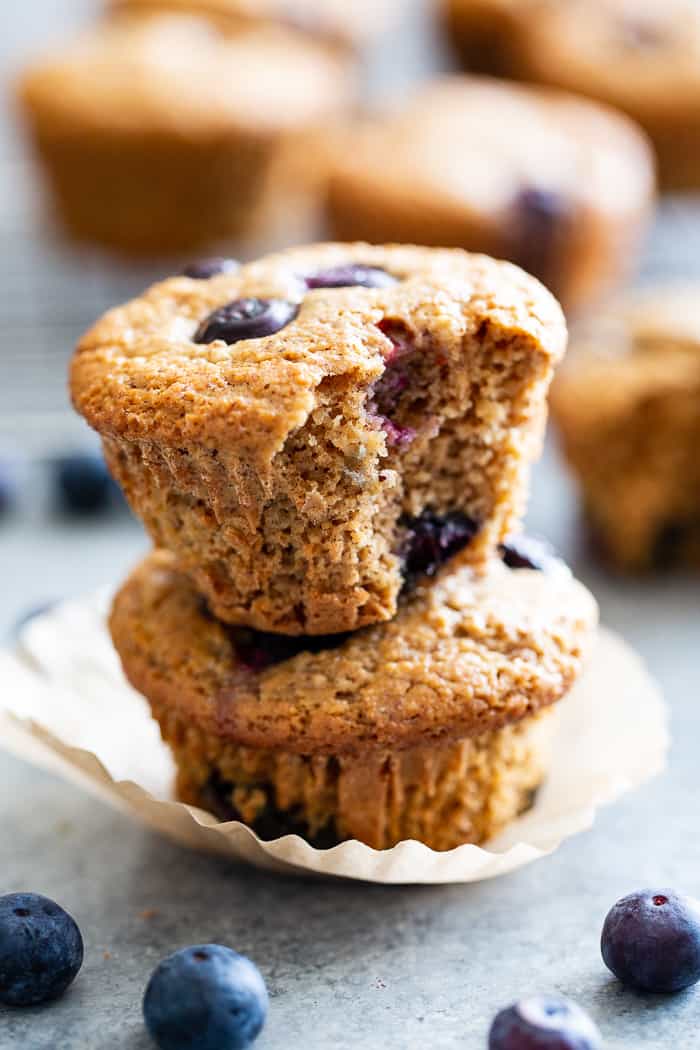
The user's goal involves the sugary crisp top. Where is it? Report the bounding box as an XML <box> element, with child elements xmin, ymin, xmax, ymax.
<box><xmin>19</xmin><ymin>14</ymin><xmax>352</xmax><ymax>135</ymax></box>
<box><xmin>71</xmin><ymin>241</ymin><xmax>567</xmax><ymax>467</ymax></box>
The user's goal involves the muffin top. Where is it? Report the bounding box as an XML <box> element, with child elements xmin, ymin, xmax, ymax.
<box><xmin>552</xmin><ymin>286</ymin><xmax>700</xmax><ymax>427</ymax></box>
<box><xmin>523</xmin><ymin>0</ymin><xmax>700</xmax><ymax>110</ymax></box>
<box><xmin>71</xmin><ymin>242</ymin><xmax>566</xmax><ymax>467</ymax></box>
<box><xmin>109</xmin><ymin>0</ymin><xmax>401</xmax><ymax>47</ymax></box>
<box><xmin>18</xmin><ymin>15</ymin><xmax>353</xmax><ymax>135</ymax></box>
<box><xmin>328</xmin><ymin>77</ymin><xmax>655</xmax><ymax>220</ymax></box>
<box><xmin>110</xmin><ymin>549</ymin><xmax>598</xmax><ymax>755</ymax></box>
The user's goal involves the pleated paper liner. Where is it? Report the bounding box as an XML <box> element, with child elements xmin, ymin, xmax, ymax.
<box><xmin>0</xmin><ymin>591</ymin><xmax>668</xmax><ymax>884</ymax></box>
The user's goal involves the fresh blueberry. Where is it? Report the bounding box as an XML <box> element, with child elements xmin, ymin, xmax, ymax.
<box><xmin>0</xmin><ymin>892</ymin><xmax>83</xmax><ymax>1006</ymax></box>
<box><xmin>229</xmin><ymin>626</ymin><xmax>350</xmax><ymax>672</ymax></box>
<box><xmin>400</xmin><ymin>510</ymin><xmax>478</xmax><ymax>590</ymax></box>
<box><xmin>601</xmin><ymin>889</ymin><xmax>700</xmax><ymax>993</ymax></box>
<box><xmin>500</xmin><ymin>535</ymin><xmax>557</xmax><ymax>572</ymax></box>
<box><xmin>181</xmin><ymin>257</ymin><xmax>240</xmax><ymax>280</ymax></box>
<box><xmin>489</xmin><ymin>996</ymin><xmax>602</xmax><ymax>1050</ymax></box>
<box><xmin>0</xmin><ymin>461</ymin><xmax>16</xmax><ymax>515</ymax></box>
<box><xmin>53</xmin><ymin>453</ymin><xmax>119</xmax><ymax>515</ymax></box>
<box><xmin>194</xmin><ymin>298</ymin><xmax>298</xmax><ymax>345</ymax></box>
<box><xmin>305</xmin><ymin>264</ymin><xmax>397</xmax><ymax>290</ymax></box>
<box><xmin>143</xmin><ymin>944</ymin><xmax>268</xmax><ymax>1050</ymax></box>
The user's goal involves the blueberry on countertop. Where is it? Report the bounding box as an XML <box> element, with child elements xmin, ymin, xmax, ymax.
<box><xmin>601</xmin><ymin>888</ymin><xmax>700</xmax><ymax>993</ymax></box>
<box><xmin>143</xmin><ymin>944</ymin><xmax>268</xmax><ymax>1050</ymax></box>
<box><xmin>0</xmin><ymin>892</ymin><xmax>83</xmax><ymax>1006</ymax></box>
<box><xmin>53</xmin><ymin>453</ymin><xmax>119</xmax><ymax>515</ymax></box>
<box><xmin>0</xmin><ymin>461</ymin><xmax>16</xmax><ymax>516</ymax></box>
<box><xmin>181</xmin><ymin>257</ymin><xmax>239</xmax><ymax>280</ymax></box>
<box><xmin>489</xmin><ymin>996</ymin><xmax>602</xmax><ymax>1050</ymax></box>
<box><xmin>194</xmin><ymin>297</ymin><xmax>298</xmax><ymax>345</ymax></box>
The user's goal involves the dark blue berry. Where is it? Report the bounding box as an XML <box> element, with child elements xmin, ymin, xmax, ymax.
<box><xmin>489</xmin><ymin>996</ymin><xmax>602</xmax><ymax>1050</ymax></box>
<box><xmin>195</xmin><ymin>298</ymin><xmax>298</xmax><ymax>345</ymax></box>
<box><xmin>306</xmin><ymin>264</ymin><xmax>397</xmax><ymax>290</ymax></box>
<box><xmin>500</xmin><ymin>535</ymin><xmax>557</xmax><ymax>572</ymax></box>
<box><xmin>229</xmin><ymin>626</ymin><xmax>350</xmax><ymax>672</ymax></box>
<box><xmin>0</xmin><ymin>893</ymin><xmax>83</xmax><ymax>1006</ymax></box>
<box><xmin>601</xmin><ymin>889</ymin><xmax>700</xmax><ymax>993</ymax></box>
<box><xmin>143</xmin><ymin>944</ymin><xmax>268</xmax><ymax>1050</ymax></box>
<box><xmin>400</xmin><ymin>511</ymin><xmax>478</xmax><ymax>590</ymax></box>
<box><xmin>513</xmin><ymin>187</ymin><xmax>571</xmax><ymax>282</ymax></box>
<box><xmin>0</xmin><ymin>462</ymin><xmax>16</xmax><ymax>516</ymax></box>
<box><xmin>181</xmin><ymin>257</ymin><xmax>239</xmax><ymax>279</ymax></box>
<box><xmin>53</xmin><ymin>453</ymin><xmax>118</xmax><ymax>515</ymax></box>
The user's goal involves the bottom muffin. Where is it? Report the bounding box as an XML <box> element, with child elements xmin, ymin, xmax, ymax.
<box><xmin>110</xmin><ymin>548</ymin><xmax>597</xmax><ymax>851</ymax></box>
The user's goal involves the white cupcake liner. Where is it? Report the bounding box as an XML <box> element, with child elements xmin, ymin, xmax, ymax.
<box><xmin>0</xmin><ymin>590</ymin><xmax>668</xmax><ymax>884</ymax></box>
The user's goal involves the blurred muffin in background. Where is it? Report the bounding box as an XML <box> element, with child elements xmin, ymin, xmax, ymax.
<box><xmin>442</xmin><ymin>0</ymin><xmax>700</xmax><ymax>190</ymax></box>
<box><xmin>551</xmin><ymin>287</ymin><xmax>700</xmax><ymax>571</ymax></box>
<box><xmin>325</xmin><ymin>77</ymin><xmax>655</xmax><ymax>315</ymax></box>
<box><xmin>108</xmin><ymin>0</ymin><xmax>403</xmax><ymax>50</ymax></box>
<box><xmin>17</xmin><ymin>15</ymin><xmax>354</xmax><ymax>256</ymax></box>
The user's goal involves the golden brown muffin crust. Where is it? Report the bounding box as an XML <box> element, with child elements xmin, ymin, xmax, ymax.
<box><xmin>109</xmin><ymin>550</ymin><xmax>598</xmax><ymax>755</ymax></box>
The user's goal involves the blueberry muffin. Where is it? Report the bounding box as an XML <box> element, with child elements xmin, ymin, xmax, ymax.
<box><xmin>551</xmin><ymin>287</ymin><xmax>700</xmax><ymax>571</ymax></box>
<box><xmin>326</xmin><ymin>78</ymin><xmax>655</xmax><ymax>315</ymax></box>
<box><xmin>109</xmin><ymin>547</ymin><xmax>597</xmax><ymax>851</ymax></box>
<box><xmin>109</xmin><ymin>0</ymin><xmax>401</xmax><ymax>49</ymax></box>
<box><xmin>71</xmin><ymin>242</ymin><xmax>566</xmax><ymax>635</ymax></box>
<box><xmin>17</xmin><ymin>15</ymin><xmax>353</xmax><ymax>255</ymax></box>
<box><xmin>445</xmin><ymin>0</ymin><xmax>700</xmax><ymax>190</ymax></box>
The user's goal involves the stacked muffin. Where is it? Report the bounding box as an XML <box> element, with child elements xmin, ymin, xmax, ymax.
<box><xmin>71</xmin><ymin>242</ymin><xmax>598</xmax><ymax>851</ymax></box>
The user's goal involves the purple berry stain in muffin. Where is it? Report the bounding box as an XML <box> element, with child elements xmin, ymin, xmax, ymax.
<box><xmin>228</xmin><ymin>627</ymin><xmax>351</xmax><ymax>672</ymax></box>
<box><xmin>368</xmin><ymin>319</ymin><xmax>423</xmax><ymax>447</ymax></box>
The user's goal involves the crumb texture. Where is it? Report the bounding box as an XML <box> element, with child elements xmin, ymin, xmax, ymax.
<box><xmin>74</xmin><ymin>242</ymin><xmax>566</xmax><ymax>633</ymax></box>
<box><xmin>109</xmin><ymin>549</ymin><xmax>597</xmax><ymax>754</ymax></box>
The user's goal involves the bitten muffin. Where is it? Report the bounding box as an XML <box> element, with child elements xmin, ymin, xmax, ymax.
<box><xmin>109</xmin><ymin>0</ymin><xmax>401</xmax><ymax>49</ymax></box>
<box><xmin>326</xmin><ymin>78</ymin><xmax>655</xmax><ymax>315</ymax></box>
<box><xmin>109</xmin><ymin>547</ymin><xmax>598</xmax><ymax>851</ymax></box>
<box><xmin>71</xmin><ymin>242</ymin><xmax>567</xmax><ymax>635</ymax></box>
<box><xmin>443</xmin><ymin>0</ymin><xmax>700</xmax><ymax>190</ymax></box>
<box><xmin>551</xmin><ymin>287</ymin><xmax>700</xmax><ymax>571</ymax></box>
<box><xmin>17</xmin><ymin>15</ymin><xmax>353</xmax><ymax>255</ymax></box>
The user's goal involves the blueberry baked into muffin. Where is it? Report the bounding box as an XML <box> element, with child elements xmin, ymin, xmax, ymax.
<box><xmin>326</xmin><ymin>78</ymin><xmax>655</xmax><ymax>314</ymax></box>
<box><xmin>443</xmin><ymin>0</ymin><xmax>700</xmax><ymax>190</ymax></box>
<box><xmin>17</xmin><ymin>15</ymin><xmax>353</xmax><ymax>254</ymax></box>
<box><xmin>71</xmin><ymin>242</ymin><xmax>566</xmax><ymax>635</ymax></box>
<box><xmin>551</xmin><ymin>287</ymin><xmax>700</xmax><ymax>571</ymax></box>
<box><xmin>109</xmin><ymin>548</ymin><xmax>597</xmax><ymax>851</ymax></box>
<box><xmin>109</xmin><ymin>0</ymin><xmax>402</xmax><ymax>49</ymax></box>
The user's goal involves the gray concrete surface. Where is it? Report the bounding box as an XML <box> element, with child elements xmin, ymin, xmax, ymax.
<box><xmin>2</xmin><ymin>3</ymin><xmax>700</xmax><ymax>1048</ymax></box>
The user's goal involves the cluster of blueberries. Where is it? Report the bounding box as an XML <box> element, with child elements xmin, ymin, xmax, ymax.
<box><xmin>2</xmin><ymin>887</ymin><xmax>700</xmax><ymax>1049</ymax></box>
